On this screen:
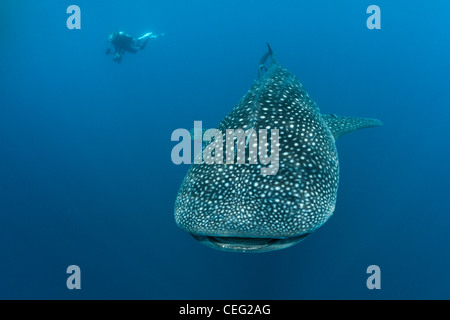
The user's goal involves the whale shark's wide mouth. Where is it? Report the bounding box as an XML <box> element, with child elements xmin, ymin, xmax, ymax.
<box><xmin>191</xmin><ymin>233</ymin><xmax>311</xmax><ymax>253</ymax></box>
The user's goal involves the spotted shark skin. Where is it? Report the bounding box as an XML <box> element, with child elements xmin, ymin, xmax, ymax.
<box><xmin>175</xmin><ymin>45</ymin><xmax>382</xmax><ymax>253</ymax></box>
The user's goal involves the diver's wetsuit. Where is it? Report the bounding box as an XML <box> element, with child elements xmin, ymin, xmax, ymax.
<box><xmin>106</xmin><ymin>31</ymin><xmax>156</xmax><ymax>63</ymax></box>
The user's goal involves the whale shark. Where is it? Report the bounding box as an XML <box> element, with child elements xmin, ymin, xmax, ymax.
<box><xmin>174</xmin><ymin>44</ymin><xmax>382</xmax><ymax>253</ymax></box>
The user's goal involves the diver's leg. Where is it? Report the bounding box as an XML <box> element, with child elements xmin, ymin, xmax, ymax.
<box><xmin>141</xmin><ymin>38</ymin><xmax>150</xmax><ymax>49</ymax></box>
<box><xmin>136</xmin><ymin>32</ymin><xmax>164</xmax><ymax>50</ymax></box>
<box><xmin>137</xmin><ymin>37</ymin><xmax>150</xmax><ymax>50</ymax></box>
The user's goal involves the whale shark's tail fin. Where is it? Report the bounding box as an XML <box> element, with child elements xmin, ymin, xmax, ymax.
<box><xmin>322</xmin><ymin>114</ymin><xmax>383</xmax><ymax>140</ymax></box>
<box><xmin>258</xmin><ymin>43</ymin><xmax>278</xmax><ymax>77</ymax></box>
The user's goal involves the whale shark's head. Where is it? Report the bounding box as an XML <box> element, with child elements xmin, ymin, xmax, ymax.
<box><xmin>174</xmin><ymin>45</ymin><xmax>381</xmax><ymax>253</ymax></box>
<box><xmin>175</xmin><ymin>128</ymin><xmax>338</xmax><ymax>253</ymax></box>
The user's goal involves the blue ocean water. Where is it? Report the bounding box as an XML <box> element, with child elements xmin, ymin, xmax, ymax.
<box><xmin>0</xmin><ymin>0</ymin><xmax>449</xmax><ymax>299</ymax></box>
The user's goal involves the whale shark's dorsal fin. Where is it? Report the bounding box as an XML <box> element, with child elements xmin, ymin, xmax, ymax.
<box><xmin>258</xmin><ymin>43</ymin><xmax>278</xmax><ymax>77</ymax></box>
<box><xmin>321</xmin><ymin>113</ymin><xmax>383</xmax><ymax>140</ymax></box>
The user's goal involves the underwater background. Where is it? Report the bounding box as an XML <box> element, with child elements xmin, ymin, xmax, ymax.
<box><xmin>0</xmin><ymin>0</ymin><xmax>449</xmax><ymax>299</ymax></box>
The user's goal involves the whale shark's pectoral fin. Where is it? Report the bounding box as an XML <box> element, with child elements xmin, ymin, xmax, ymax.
<box><xmin>322</xmin><ymin>113</ymin><xmax>383</xmax><ymax>140</ymax></box>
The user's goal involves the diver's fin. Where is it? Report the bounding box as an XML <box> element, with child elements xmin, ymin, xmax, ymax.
<box><xmin>321</xmin><ymin>113</ymin><xmax>382</xmax><ymax>140</ymax></box>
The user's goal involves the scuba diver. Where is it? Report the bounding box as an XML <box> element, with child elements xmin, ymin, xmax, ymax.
<box><xmin>106</xmin><ymin>31</ymin><xmax>164</xmax><ymax>63</ymax></box>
